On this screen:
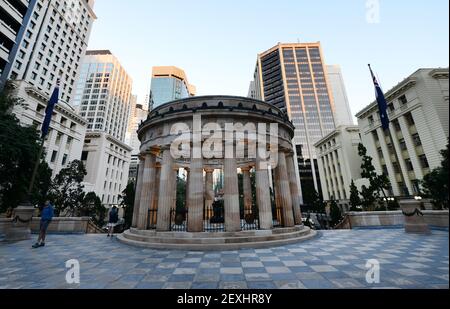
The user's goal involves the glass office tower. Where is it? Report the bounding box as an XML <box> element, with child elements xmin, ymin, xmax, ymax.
<box><xmin>149</xmin><ymin>66</ymin><xmax>196</xmax><ymax>110</ymax></box>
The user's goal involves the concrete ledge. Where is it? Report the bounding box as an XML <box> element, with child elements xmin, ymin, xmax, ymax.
<box><xmin>344</xmin><ymin>210</ymin><xmax>449</xmax><ymax>229</ymax></box>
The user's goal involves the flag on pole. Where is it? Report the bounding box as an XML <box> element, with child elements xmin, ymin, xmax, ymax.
<box><xmin>41</xmin><ymin>78</ymin><xmax>60</xmax><ymax>138</ymax></box>
<box><xmin>368</xmin><ymin>64</ymin><xmax>390</xmax><ymax>130</ymax></box>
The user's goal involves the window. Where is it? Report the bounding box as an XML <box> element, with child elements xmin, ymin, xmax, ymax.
<box><xmin>51</xmin><ymin>151</ymin><xmax>58</xmax><ymax>163</ymax></box>
<box><xmin>399</xmin><ymin>139</ymin><xmax>407</xmax><ymax>151</ymax></box>
<box><xmin>377</xmin><ymin>147</ymin><xmax>383</xmax><ymax>159</ymax></box>
<box><xmin>405</xmin><ymin>159</ymin><xmax>414</xmax><ymax>171</ymax></box>
<box><xmin>392</xmin><ymin>119</ymin><xmax>401</xmax><ymax>132</ymax></box>
<box><xmin>399</xmin><ymin>95</ymin><xmax>408</xmax><ymax>105</ymax></box>
<box><xmin>62</xmin><ymin>154</ymin><xmax>68</xmax><ymax>166</ymax></box>
<box><xmin>412</xmin><ymin>133</ymin><xmax>422</xmax><ymax>147</ymax></box>
<box><xmin>405</xmin><ymin>113</ymin><xmax>415</xmax><ymax>126</ymax></box>
<box><xmin>81</xmin><ymin>151</ymin><xmax>89</xmax><ymax>161</ymax></box>
<box><xmin>392</xmin><ymin>162</ymin><xmax>401</xmax><ymax>174</ymax></box>
<box><xmin>388</xmin><ymin>103</ymin><xmax>395</xmax><ymax>112</ymax></box>
<box><xmin>419</xmin><ymin>155</ymin><xmax>429</xmax><ymax>169</ymax></box>
<box><xmin>368</xmin><ymin>115</ymin><xmax>374</xmax><ymax>125</ymax></box>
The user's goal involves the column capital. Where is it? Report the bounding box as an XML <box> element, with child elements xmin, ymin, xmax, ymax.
<box><xmin>204</xmin><ymin>168</ymin><xmax>215</xmax><ymax>173</ymax></box>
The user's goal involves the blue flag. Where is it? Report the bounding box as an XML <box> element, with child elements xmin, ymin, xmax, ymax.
<box><xmin>41</xmin><ymin>79</ymin><xmax>60</xmax><ymax>138</ymax></box>
<box><xmin>369</xmin><ymin>65</ymin><xmax>390</xmax><ymax>130</ymax></box>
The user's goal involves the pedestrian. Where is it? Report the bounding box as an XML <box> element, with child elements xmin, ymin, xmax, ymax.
<box><xmin>32</xmin><ymin>200</ymin><xmax>54</xmax><ymax>249</ymax></box>
<box><xmin>107</xmin><ymin>206</ymin><xmax>119</xmax><ymax>237</ymax></box>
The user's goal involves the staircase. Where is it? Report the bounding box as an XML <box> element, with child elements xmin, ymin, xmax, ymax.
<box><xmin>117</xmin><ymin>225</ymin><xmax>317</xmax><ymax>251</ymax></box>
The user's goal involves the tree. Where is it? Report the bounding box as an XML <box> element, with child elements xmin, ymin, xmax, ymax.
<box><xmin>48</xmin><ymin>160</ymin><xmax>86</xmax><ymax>216</ymax></box>
<box><xmin>422</xmin><ymin>141</ymin><xmax>449</xmax><ymax>210</ymax></box>
<box><xmin>119</xmin><ymin>182</ymin><xmax>135</xmax><ymax>228</ymax></box>
<box><xmin>358</xmin><ymin>143</ymin><xmax>391</xmax><ymax>211</ymax></box>
<box><xmin>329</xmin><ymin>199</ymin><xmax>342</xmax><ymax>227</ymax></box>
<box><xmin>349</xmin><ymin>180</ymin><xmax>362</xmax><ymax>211</ymax></box>
<box><xmin>81</xmin><ymin>192</ymin><xmax>106</xmax><ymax>226</ymax></box>
<box><xmin>0</xmin><ymin>83</ymin><xmax>52</xmax><ymax>212</ymax></box>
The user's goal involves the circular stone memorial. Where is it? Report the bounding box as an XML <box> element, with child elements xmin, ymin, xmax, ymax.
<box><xmin>118</xmin><ymin>96</ymin><xmax>316</xmax><ymax>250</ymax></box>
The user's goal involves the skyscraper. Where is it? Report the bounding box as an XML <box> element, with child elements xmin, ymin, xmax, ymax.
<box><xmin>73</xmin><ymin>50</ymin><xmax>133</xmax><ymax>207</ymax></box>
<box><xmin>1</xmin><ymin>0</ymin><xmax>96</xmax><ymax>102</ymax></box>
<box><xmin>1</xmin><ymin>0</ymin><xmax>96</xmax><ymax>176</ymax></box>
<box><xmin>149</xmin><ymin>66</ymin><xmax>195</xmax><ymax>111</ymax></box>
<box><xmin>326</xmin><ymin>65</ymin><xmax>354</xmax><ymax>126</ymax></box>
<box><xmin>249</xmin><ymin>42</ymin><xmax>337</xmax><ymax>202</ymax></box>
<box><xmin>126</xmin><ymin>100</ymin><xmax>148</xmax><ymax>183</ymax></box>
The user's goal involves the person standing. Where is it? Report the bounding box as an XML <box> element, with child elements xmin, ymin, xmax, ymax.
<box><xmin>107</xmin><ymin>206</ymin><xmax>119</xmax><ymax>237</ymax></box>
<box><xmin>32</xmin><ymin>201</ymin><xmax>54</xmax><ymax>248</ymax></box>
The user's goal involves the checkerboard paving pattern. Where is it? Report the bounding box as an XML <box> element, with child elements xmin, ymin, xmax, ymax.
<box><xmin>0</xmin><ymin>229</ymin><xmax>448</xmax><ymax>289</ymax></box>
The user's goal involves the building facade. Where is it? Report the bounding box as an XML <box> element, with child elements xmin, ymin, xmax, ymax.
<box><xmin>1</xmin><ymin>0</ymin><xmax>96</xmax><ymax>102</ymax></box>
<box><xmin>81</xmin><ymin>132</ymin><xmax>132</xmax><ymax>206</ymax></box>
<box><xmin>73</xmin><ymin>50</ymin><xmax>133</xmax><ymax>204</ymax></box>
<box><xmin>356</xmin><ymin>68</ymin><xmax>449</xmax><ymax>197</ymax></box>
<box><xmin>315</xmin><ymin>126</ymin><xmax>368</xmax><ymax>208</ymax></box>
<box><xmin>148</xmin><ymin>66</ymin><xmax>195</xmax><ymax>111</ymax></box>
<box><xmin>249</xmin><ymin>42</ymin><xmax>337</xmax><ymax>202</ymax></box>
<box><xmin>11</xmin><ymin>80</ymin><xmax>87</xmax><ymax>176</ymax></box>
<box><xmin>73</xmin><ymin>50</ymin><xmax>133</xmax><ymax>141</ymax></box>
<box><xmin>326</xmin><ymin>65</ymin><xmax>354</xmax><ymax>126</ymax></box>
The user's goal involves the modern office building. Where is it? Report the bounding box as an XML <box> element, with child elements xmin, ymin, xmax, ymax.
<box><xmin>2</xmin><ymin>0</ymin><xmax>96</xmax><ymax>175</ymax></box>
<box><xmin>73</xmin><ymin>50</ymin><xmax>133</xmax><ymax>141</ymax></box>
<box><xmin>356</xmin><ymin>68</ymin><xmax>449</xmax><ymax>197</ymax></box>
<box><xmin>1</xmin><ymin>0</ymin><xmax>96</xmax><ymax>101</ymax></box>
<box><xmin>314</xmin><ymin>126</ymin><xmax>368</xmax><ymax>210</ymax></box>
<box><xmin>73</xmin><ymin>50</ymin><xmax>133</xmax><ymax>206</ymax></box>
<box><xmin>326</xmin><ymin>65</ymin><xmax>354</xmax><ymax>126</ymax></box>
<box><xmin>10</xmin><ymin>80</ymin><xmax>87</xmax><ymax>177</ymax></box>
<box><xmin>148</xmin><ymin>66</ymin><xmax>195</xmax><ymax>111</ymax></box>
<box><xmin>249</xmin><ymin>42</ymin><xmax>337</xmax><ymax>202</ymax></box>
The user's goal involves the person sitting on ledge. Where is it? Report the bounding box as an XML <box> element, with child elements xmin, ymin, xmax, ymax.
<box><xmin>32</xmin><ymin>200</ymin><xmax>54</xmax><ymax>249</ymax></box>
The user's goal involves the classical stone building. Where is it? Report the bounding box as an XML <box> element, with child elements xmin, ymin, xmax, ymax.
<box><xmin>119</xmin><ymin>96</ymin><xmax>314</xmax><ymax>250</ymax></box>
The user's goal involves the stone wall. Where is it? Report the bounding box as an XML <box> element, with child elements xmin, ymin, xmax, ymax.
<box><xmin>339</xmin><ymin>210</ymin><xmax>449</xmax><ymax>229</ymax></box>
<box><xmin>0</xmin><ymin>217</ymin><xmax>105</xmax><ymax>235</ymax></box>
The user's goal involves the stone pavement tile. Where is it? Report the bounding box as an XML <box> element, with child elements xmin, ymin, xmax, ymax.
<box><xmin>169</xmin><ymin>274</ymin><xmax>196</xmax><ymax>282</ymax></box>
<box><xmin>163</xmin><ymin>282</ymin><xmax>192</xmax><ymax>289</ymax></box>
<box><xmin>324</xmin><ymin>260</ymin><xmax>350</xmax><ymax>266</ymax></box>
<box><xmin>320</xmin><ymin>271</ymin><xmax>350</xmax><ymax>280</ymax></box>
<box><xmin>173</xmin><ymin>268</ymin><xmax>197</xmax><ymax>275</ymax></box>
<box><xmin>243</xmin><ymin>267</ymin><xmax>266</xmax><ymax>274</ymax></box>
<box><xmin>282</xmin><ymin>260</ymin><xmax>307</xmax><ymax>267</ymax></box>
<box><xmin>247</xmin><ymin>281</ymin><xmax>277</xmax><ymax>289</ymax></box>
<box><xmin>219</xmin><ymin>281</ymin><xmax>248</xmax><ymax>289</ymax></box>
<box><xmin>220</xmin><ymin>267</ymin><xmax>243</xmax><ymax>274</ymax></box>
<box><xmin>400</xmin><ymin>262</ymin><xmax>430</xmax><ymax>269</ymax></box>
<box><xmin>194</xmin><ymin>273</ymin><xmax>220</xmax><ymax>282</ymax></box>
<box><xmin>262</xmin><ymin>261</ymin><xmax>285</xmax><ymax>267</ymax></box>
<box><xmin>178</xmin><ymin>262</ymin><xmax>201</xmax><ymax>268</ymax></box>
<box><xmin>197</xmin><ymin>268</ymin><xmax>220</xmax><ymax>275</ymax></box>
<box><xmin>296</xmin><ymin>272</ymin><xmax>326</xmax><ymax>280</ymax></box>
<box><xmin>289</xmin><ymin>266</ymin><xmax>313</xmax><ymax>273</ymax></box>
<box><xmin>157</xmin><ymin>262</ymin><xmax>179</xmax><ymax>269</ymax></box>
<box><xmin>260</xmin><ymin>256</ymin><xmax>281</xmax><ymax>262</ymax></box>
<box><xmin>135</xmin><ymin>281</ymin><xmax>165</xmax><ymax>289</ymax></box>
<box><xmin>142</xmin><ymin>274</ymin><xmax>170</xmax><ymax>282</ymax></box>
<box><xmin>275</xmin><ymin>280</ymin><xmax>306</xmax><ymax>289</ymax></box>
<box><xmin>330</xmin><ymin>278</ymin><xmax>365</xmax><ymax>288</ymax></box>
<box><xmin>199</xmin><ymin>262</ymin><xmax>221</xmax><ymax>268</ymax></box>
<box><xmin>392</xmin><ymin>268</ymin><xmax>428</xmax><ymax>277</ymax></box>
<box><xmin>300</xmin><ymin>279</ymin><xmax>337</xmax><ymax>289</ymax></box>
<box><xmin>244</xmin><ymin>273</ymin><xmax>271</xmax><ymax>281</ymax></box>
<box><xmin>183</xmin><ymin>258</ymin><xmax>202</xmax><ymax>263</ymax></box>
<box><xmin>310</xmin><ymin>265</ymin><xmax>339</xmax><ymax>273</ymax></box>
<box><xmin>270</xmin><ymin>273</ymin><xmax>298</xmax><ymax>281</ymax></box>
<box><xmin>221</xmin><ymin>261</ymin><xmax>241</xmax><ymax>268</ymax></box>
<box><xmin>191</xmin><ymin>282</ymin><xmax>218</xmax><ymax>289</ymax></box>
<box><xmin>220</xmin><ymin>274</ymin><xmax>245</xmax><ymax>282</ymax></box>
<box><xmin>265</xmin><ymin>267</ymin><xmax>291</xmax><ymax>274</ymax></box>
<box><xmin>105</xmin><ymin>281</ymin><xmax>138</xmax><ymax>289</ymax></box>
<box><xmin>242</xmin><ymin>261</ymin><xmax>264</xmax><ymax>268</ymax></box>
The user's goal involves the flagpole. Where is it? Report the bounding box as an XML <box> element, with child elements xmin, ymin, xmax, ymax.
<box><xmin>26</xmin><ymin>138</ymin><xmax>46</xmax><ymax>202</ymax></box>
<box><xmin>368</xmin><ymin>64</ymin><xmax>410</xmax><ymax>202</ymax></box>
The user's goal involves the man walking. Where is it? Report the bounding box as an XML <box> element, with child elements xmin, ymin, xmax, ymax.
<box><xmin>32</xmin><ymin>200</ymin><xmax>54</xmax><ymax>248</ymax></box>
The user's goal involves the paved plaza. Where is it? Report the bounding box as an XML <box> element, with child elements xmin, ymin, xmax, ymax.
<box><xmin>0</xmin><ymin>228</ymin><xmax>448</xmax><ymax>289</ymax></box>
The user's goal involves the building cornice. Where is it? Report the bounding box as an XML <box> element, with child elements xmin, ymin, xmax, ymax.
<box><xmin>314</xmin><ymin>125</ymin><xmax>359</xmax><ymax>148</ymax></box>
<box><xmin>430</xmin><ymin>68</ymin><xmax>449</xmax><ymax>79</ymax></box>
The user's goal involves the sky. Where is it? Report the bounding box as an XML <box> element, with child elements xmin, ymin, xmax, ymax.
<box><xmin>87</xmin><ymin>0</ymin><xmax>449</xmax><ymax>119</ymax></box>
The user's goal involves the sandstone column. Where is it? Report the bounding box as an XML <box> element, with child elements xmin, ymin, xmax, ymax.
<box><xmin>204</xmin><ymin>169</ymin><xmax>215</xmax><ymax>220</ymax></box>
<box><xmin>187</xmin><ymin>158</ymin><xmax>204</xmax><ymax>232</ymax></box>
<box><xmin>156</xmin><ymin>148</ymin><xmax>175</xmax><ymax>231</ymax></box>
<box><xmin>132</xmin><ymin>156</ymin><xmax>144</xmax><ymax>228</ymax></box>
<box><xmin>242</xmin><ymin>167</ymin><xmax>253</xmax><ymax>216</ymax></box>
<box><xmin>274</xmin><ymin>152</ymin><xmax>295</xmax><ymax>227</ymax></box>
<box><xmin>137</xmin><ymin>153</ymin><xmax>156</xmax><ymax>230</ymax></box>
<box><xmin>185</xmin><ymin>168</ymin><xmax>190</xmax><ymax>209</ymax></box>
<box><xmin>224</xmin><ymin>158</ymin><xmax>241</xmax><ymax>232</ymax></box>
<box><xmin>148</xmin><ymin>163</ymin><xmax>161</xmax><ymax>228</ymax></box>
<box><xmin>256</xmin><ymin>154</ymin><xmax>273</xmax><ymax>230</ymax></box>
<box><xmin>286</xmin><ymin>154</ymin><xmax>303</xmax><ymax>225</ymax></box>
